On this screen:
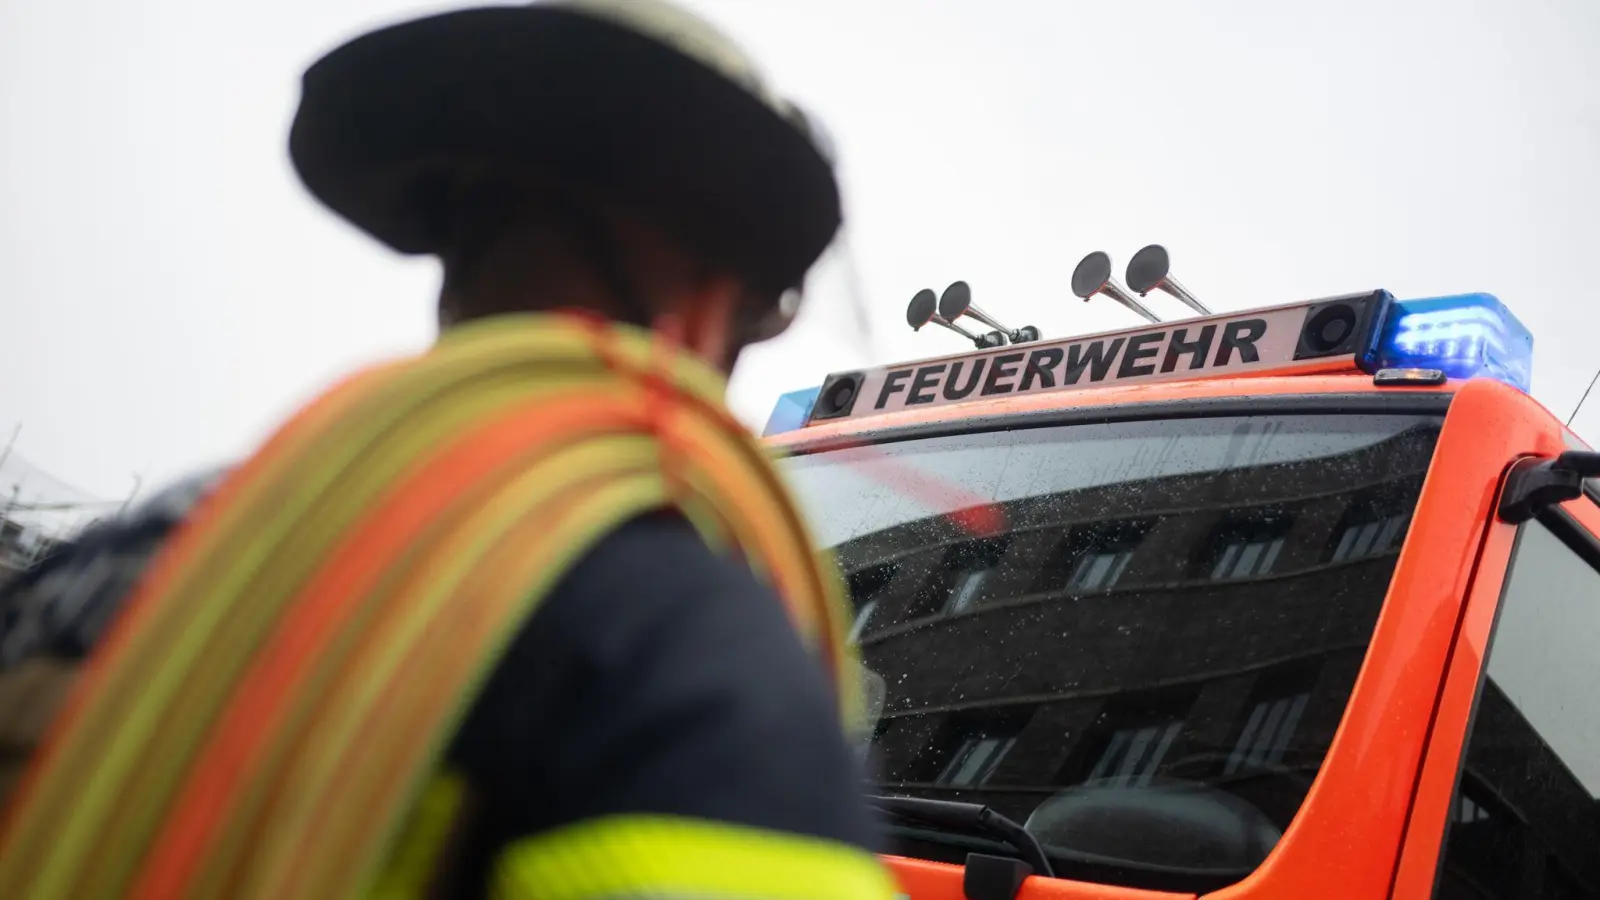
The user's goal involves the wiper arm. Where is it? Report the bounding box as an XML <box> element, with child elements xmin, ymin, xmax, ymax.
<box><xmin>867</xmin><ymin>794</ymin><xmax>1055</xmax><ymax>878</ymax></box>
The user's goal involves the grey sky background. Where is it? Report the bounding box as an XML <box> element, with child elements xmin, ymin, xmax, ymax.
<box><xmin>3</xmin><ymin>0</ymin><xmax>1599</xmax><ymax>517</ymax></box>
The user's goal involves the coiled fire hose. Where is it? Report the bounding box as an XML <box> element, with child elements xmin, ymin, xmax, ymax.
<box><xmin>0</xmin><ymin>312</ymin><xmax>858</xmax><ymax>900</ymax></box>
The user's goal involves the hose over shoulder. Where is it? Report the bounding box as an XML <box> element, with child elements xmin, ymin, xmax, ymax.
<box><xmin>0</xmin><ymin>313</ymin><xmax>856</xmax><ymax>900</ymax></box>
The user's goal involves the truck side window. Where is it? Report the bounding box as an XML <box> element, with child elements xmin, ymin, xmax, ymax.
<box><xmin>1435</xmin><ymin>517</ymin><xmax>1600</xmax><ymax>900</ymax></box>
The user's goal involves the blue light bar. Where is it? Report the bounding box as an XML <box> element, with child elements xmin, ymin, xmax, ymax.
<box><xmin>762</xmin><ymin>386</ymin><xmax>821</xmax><ymax>437</ymax></box>
<box><xmin>1369</xmin><ymin>293</ymin><xmax>1533</xmax><ymax>392</ymax></box>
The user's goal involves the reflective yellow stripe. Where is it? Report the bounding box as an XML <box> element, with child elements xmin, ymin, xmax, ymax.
<box><xmin>490</xmin><ymin>815</ymin><xmax>899</xmax><ymax>900</ymax></box>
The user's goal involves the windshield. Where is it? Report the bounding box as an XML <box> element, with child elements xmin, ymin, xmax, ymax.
<box><xmin>780</xmin><ymin>411</ymin><xmax>1444</xmax><ymax>893</ymax></box>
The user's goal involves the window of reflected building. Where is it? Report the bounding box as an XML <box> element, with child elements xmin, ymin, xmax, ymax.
<box><xmin>906</xmin><ymin>536</ymin><xmax>1010</xmax><ymax>620</ymax></box>
<box><xmin>1225</xmin><ymin>664</ymin><xmax>1318</xmax><ymax>776</ymax></box>
<box><xmin>1069</xmin><ymin>691</ymin><xmax>1195</xmax><ymax>789</ymax></box>
<box><xmin>1206</xmin><ymin>514</ymin><xmax>1294</xmax><ymax>581</ymax></box>
<box><xmin>938</xmin><ymin>731</ymin><xmax>1020</xmax><ymax>788</ymax></box>
<box><xmin>845</xmin><ymin>561</ymin><xmax>898</xmax><ymax>642</ymax></box>
<box><xmin>1327</xmin><ymin>489</ymin><xmax>1415</xmax><ymax>565</ymax></box>
<box><xmin>1031</xmin><ymin>520</ymin><xmax>1150</xmax><ymax>596</ymax></box>
<box><xmin>1331</xmin><ymin>513</ymin><xmax>1408</xmax><ymax>563</ymax></box>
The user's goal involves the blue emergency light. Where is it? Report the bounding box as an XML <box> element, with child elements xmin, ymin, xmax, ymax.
<box><xmin>1366</xmin><ymin>292</ymin><xmax>1534</xmax><ymax>393</ymax></box>
<box><xmin>762</xmin><ymin>386</ymin><xmax>821</xmax><ymax>437</ymax></box>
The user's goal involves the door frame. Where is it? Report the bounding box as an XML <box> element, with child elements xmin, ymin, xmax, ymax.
<box><xmin>1389</xmin><ymin>472</ymin><xmax>1600</xmax><ymax>897</ymax></box>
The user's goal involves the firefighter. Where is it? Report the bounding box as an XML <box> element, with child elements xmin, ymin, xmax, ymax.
<box><xmin>0</xmin><ymin>2</ymin><xmax>895</xmax><ymax>898</ymax></box>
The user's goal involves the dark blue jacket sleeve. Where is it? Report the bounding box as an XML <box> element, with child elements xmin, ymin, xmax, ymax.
<box><xmin>441</xmin><ymin>510</ymin><xmax>880</xmax><ymax>894</ymax></box>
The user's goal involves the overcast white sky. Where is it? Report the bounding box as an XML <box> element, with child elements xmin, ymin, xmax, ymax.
<box><xmin>3</xmin><ymin>0</ymin><xmax>1599</xmax><ymax>509</ymax></box>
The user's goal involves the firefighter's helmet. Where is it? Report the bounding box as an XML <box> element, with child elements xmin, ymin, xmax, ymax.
<box><xmin>289</xmin><ymin>0</ymin><xmax>840</xmax><ymax>340</ymax></box>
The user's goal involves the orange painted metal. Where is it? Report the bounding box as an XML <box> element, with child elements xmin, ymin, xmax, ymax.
<box><xmin>1388</xmin><ymin>511</ymin><xmax>1514</xmax><ymax>900</ymax></box>
<box><xmin>883</xmin><ymin>855</ymin><xmax>1196</xmax><ymax>900</ymax></box>
<box><xmin>1385</xmin><ymin>388</ymin><xmax>1596</xmax><ymax>900</ymax></box>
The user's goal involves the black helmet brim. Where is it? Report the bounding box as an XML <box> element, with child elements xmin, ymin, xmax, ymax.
<box><xmin>288</xmin><ymin>4</ymin><xmax>841</xmax><ymax>295</ymax></box>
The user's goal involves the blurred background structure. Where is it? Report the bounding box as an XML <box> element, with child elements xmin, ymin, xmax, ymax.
<box><xmin>0</xmin><ymin>426</ymin><xmax>121</xmax><ymax>581</ymax></box>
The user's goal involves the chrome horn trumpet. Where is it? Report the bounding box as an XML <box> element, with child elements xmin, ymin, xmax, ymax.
<box><xmin>907</xmin><ymin>288</ymin><xmax>1006</xmax><ymax>348</ymax></box>
<box><xmin>938</xmin><ymin>281</ymin><xmax>1040</xmax><ymax>344</ymax></box>
<box><xmin>1126</xmin><ymin>244</ymin><xmax>1210</xmax><ymax>316</ymax></box>
<box><xmin>1071</xmin><ymin>251</ymin><xmax>1161</xmax><ymax>324</ymax></box>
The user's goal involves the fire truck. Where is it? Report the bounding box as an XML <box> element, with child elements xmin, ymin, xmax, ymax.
<box><xmin>762</xmin><ymin>246</ymin><xmax>1600</xmax><ymax>900</ymax></box>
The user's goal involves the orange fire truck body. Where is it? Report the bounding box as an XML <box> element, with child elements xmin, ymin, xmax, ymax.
<box><xmin>764</xmin><ymin>286</ymin><xmax>1597</xmax><ymax>900</ymax></box>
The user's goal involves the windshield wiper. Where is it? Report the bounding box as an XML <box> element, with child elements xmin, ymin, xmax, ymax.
<box><xmin>867</xmin><ymin>794</ymin><xmax>1055</xmax><ymax>878</ymax></box>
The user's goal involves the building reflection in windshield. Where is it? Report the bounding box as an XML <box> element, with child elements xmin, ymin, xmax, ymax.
<box><xmin>785</xmin><ymin>413</ymin><xmax>1444</xmax><ymax>885</ymax></box>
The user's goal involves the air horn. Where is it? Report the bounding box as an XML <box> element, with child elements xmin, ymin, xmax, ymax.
<box><xmin>1071</xmin><ymin>251</ymin><xmax>1161</xmax><ymax>324</ymax></box>
<box><xmin>907</xmin><ymin>288</ymin><xmax>1006</xmax><ymax>348</ymax></box>
<box><xmin>1126</xmin><ymin>244</ymin><xmax>1210</xmax><ymax>316</ymax></box>
<box><xmin>938</xmin><ymin>281</ymin><xmax>1041</xmax><ymax>344</ymax></box>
